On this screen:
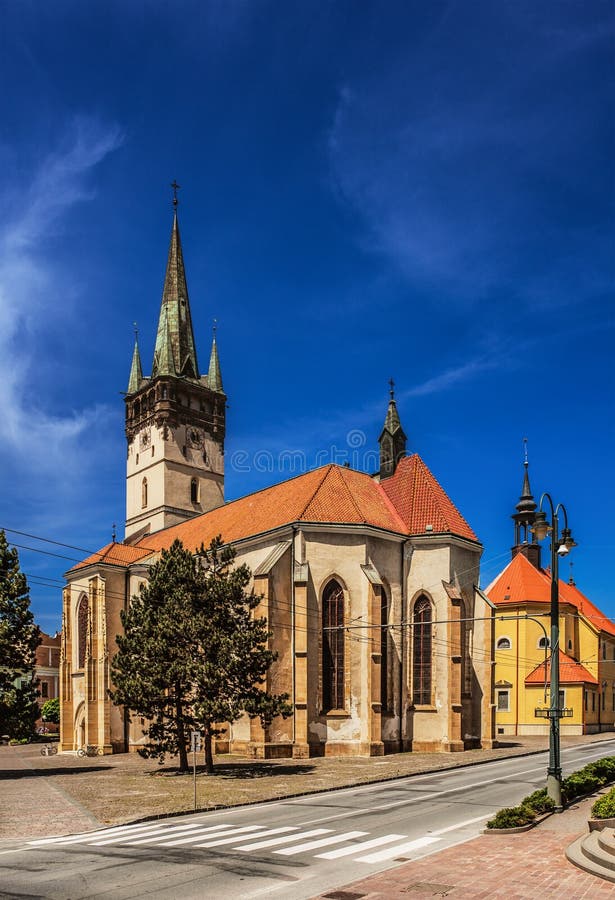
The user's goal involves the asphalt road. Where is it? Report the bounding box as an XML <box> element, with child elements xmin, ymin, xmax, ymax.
<box><xmin>2</xmin><ymin>738</ymin><xmax>614</xmax><ymax>900</ymax></box>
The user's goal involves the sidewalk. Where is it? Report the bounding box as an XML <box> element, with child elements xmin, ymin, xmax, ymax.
<box><xmin>312</xmin><ymin>794</ymin><xmax>615</xmax><ymax>899</ymax></box>
<box><xmin>0</xmin><ymin>745</ymin><xmax>100</xmax><ymax>840</ymax></box>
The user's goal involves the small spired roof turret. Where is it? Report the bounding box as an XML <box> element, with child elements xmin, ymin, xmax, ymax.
<box><xmin>152</xmin><ymin>195</ymin><xmax>200</xmax><ymax>380</ymax></box>
<box><xmin>511</xmin><ymin>439</ymin><xmax>540</xmax><ymax>568</ymax></box>
<box><xmin>126</xmin><ymin>330</ymin><xmax>144</xmax><ymax>394</ymax></box>
<box><xmin>378</xmin><ymin>379</ymin><xmax>407</xmax><ymax>479</ymax></box>
<box><xmin>206</xmin><ymin>325</ymin><xmax>224</xmax><ymax>393</ymax></box>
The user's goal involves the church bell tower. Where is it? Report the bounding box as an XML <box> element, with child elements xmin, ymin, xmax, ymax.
<box><xmin>124</xmin><ymin>187</ymin><xmax>226</xmax><ymax>541</ymax></box>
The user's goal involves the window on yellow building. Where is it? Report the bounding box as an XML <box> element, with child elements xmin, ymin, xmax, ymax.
<box><xmin>584</xmin><ymin>690</ymin><xmax>588</xmax><ymax>711</ymax></box>
<box><xmin>496</xmin><ymin>637</ymin><xmax>511</xmax><ymax>650</ymax></box>
<box><xmin>592</xmin><ymin>693</ymin><xmax>596</xmax><ymax>712</ymax></box>
<box><xmin>496</xmin><ymin>690</ymin><xmax>510</xmax><ymax>712</ymax></box>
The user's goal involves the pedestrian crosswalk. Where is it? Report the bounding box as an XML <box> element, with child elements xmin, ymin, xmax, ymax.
<box><xmin>28</xmin><ymin>819</ymin><xmax>442</xmax><ymax>864</ymax></box>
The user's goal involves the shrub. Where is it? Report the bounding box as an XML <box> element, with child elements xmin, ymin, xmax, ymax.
<box><xmin>8</xmin><ymin>737</ymin><xmax>30</xmax><ymax>745</ymax></box>
<box><xmin>592</xmin><ymin>787</ymin><xmax>615</xmax><ymax>819</ymax></box>
<box><xmin>523</xmin><ymin>788</ymin><xmax>555</xmax><ymax>814</ymax></box>
<box><xmin>486</xmin><ymin>804</ymin><xmax>536</xmax><ymax>829</ymax></box>
<box><xmin>587</xmin><ymin>758</ymin><xmax>615</xmax><ymax>782</ymax></box>
<box><xmin>562</xmin><ymin>771</ymin><xmax>603</xmax><ymax>803</ymax></box>
<box><xmin>488</xmin><ymin>756</ymin><xmax>615</xmax><ymax>828</ymax></box>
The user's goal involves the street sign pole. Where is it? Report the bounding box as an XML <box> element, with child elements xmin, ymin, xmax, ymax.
<box><xmin>190</xmin><ymin>731</ymin><xmax>202</xmax><ymax>811</ymax></box>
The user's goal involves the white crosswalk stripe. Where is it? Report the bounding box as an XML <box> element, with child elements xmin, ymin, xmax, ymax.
<box><xmin>126</xmin><ymin>824</ymin><xmax>237</xmax><ymax>846</ymax></box>
<box><xmin>91</xmin><ymin>822</ymin><xmax>203</xmax><ymax>846</ymax></box>
<box><xmin>237</xmin><ymin>828</ymin><xmax>332</xmax><ymax>851</ymax></box>
<box><xmin>28</xmin><ymin>821</ymin><xmax>167</xmax><ymax>846</ymax></box>
<box><xmin>27</xmin><ymin>820</ymin><xmax>446</xmax><ymax>867</ymax></box>
<box><xmin>357</xmin><ymin>835</ymin><xmax>440</xmax><ymax>863</ymax></box>
<box><xmin>274</xmin><ymin>830</ymin><xmax>368</xmax><ymax>856</ymax></box>
<box><xmin>187</xmin><ymin>826</ymin><xmax>297</xmax><ymax>849</ymax></box>
<box><xmin>316</xmin><ymin>833</ymin><xmax>407</xmax><ymax>859</ymax></box>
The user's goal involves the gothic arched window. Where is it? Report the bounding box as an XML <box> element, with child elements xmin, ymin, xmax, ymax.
<box><xmin>322</xmin><ymin>580</ymin><xmax>345</xmax><ymax>711</ymax></box>
<box><xmin>77</xmin><ymin>595</ymin><xmax>88</xmax><ymax>669</ymax></box>
<box><xmin>412</xmin><ymin>595</ymin><xmax>432</xmax><ymax>705</ymax></box>
<box><xmin>190</xmin><ymin>478</ymin><xmax>198</xmax><ymax>503</ymax></box>
<box><xmin>381</xmin><ymin>587</ymin><xmax>389</xmax><ymax>712</ymax></box>
<box><xmin>141</xmin><ymin>477</ymin><xmax>148</xmax><ymax>508</ymax></box>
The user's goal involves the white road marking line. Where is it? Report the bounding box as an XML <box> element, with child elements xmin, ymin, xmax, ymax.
<box><xmin>28</xmin><ymin>821</ymin><xmax>167</xmax><ymax>846</ymax></box>
<box><xmin>124</xmin><ymin>824</ymin><xmax>236</xmax><ymax>846</ymax></box>
<box><xmin>358</xmin><ymin>835</ymin><xmax>440</xmax><ymax>863</ymax></box>
<box><xmin>429</xmin><ymin>813</ymin><xmax>492</xmax><ymax>836</ymax></box>
<box><xmin>166</xmin><ymin>825</ymin><xmax>296</xmax><ymax>848</ymax></box>
<box><xmin>237</xmin><ymin>828</ymin><xmax>332</xmax><ymax>851</ymax></box>
<box><xmin>91</xmin><ymin>823</ymin><xmax>202</xmax><ymax>846</ymax></box>
<box><xmin>316</xmin><ymin>833</ymin><xmax>407</xmax><ymax>860</ymax></box>
<box><xmin>274</xmin><ymin>830</ymin><xmax>368</xmax><ymax>856</ymax></box>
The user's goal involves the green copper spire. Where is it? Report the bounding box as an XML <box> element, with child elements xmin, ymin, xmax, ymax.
<box><xmin>152</xmin><ymin>207</ymin><xmax>200</xmax><ymax>380</ymax></box>
<box><xmin>127</xmin><ymin>330</ymin><xmax>144</xmax><ymax>394</ymax></box>
<box><xmin>154</xmin><ymin>305</ymin><xmax>177</xmax><ymax>376</ymax></box>
<box><xmin>206</xmin><ymin>324</ymin><xmax>224</xmax><ymax>392</ymax></box>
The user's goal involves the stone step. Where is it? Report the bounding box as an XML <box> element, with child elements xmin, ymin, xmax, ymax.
<box><xmin>597</xmin><ymin>828</ymin><xmax>615</xmax><ymax>857</ymax></box>
<box><xmin>567</xmin><ymin>832</ymin><xmax>615</xmax><ymax>883</ymax></box>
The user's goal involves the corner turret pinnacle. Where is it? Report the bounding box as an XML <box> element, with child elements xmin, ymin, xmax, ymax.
<box><xmin>206</xmin><ymin>327</ymin><xmax>224</xmax><ymax>393</ymax></box>
<box><xmin>152</xmin><ymin>207</ymin><xmax>200</xmax><ymax>380</ymax></box>
<box><xmin>378</xmin><ymin>379</ymin><xmax>407</xmax><ymax>479</ymax></box>
<box><xmin>127</xmin><ymin>332</ymin><xmax>144</xmax><ymax>395</ymax></box>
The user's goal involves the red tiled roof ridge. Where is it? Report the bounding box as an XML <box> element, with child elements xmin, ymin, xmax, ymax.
<box><xmin>415</xmin><ymin>455</ymin><xmax>477</xmax><ymax>538</ymax></box>
<box><xmin>296</xmin><ymin>464</ymin><xmax>338</xmax><ymax>520</ymax></box>
<box><xmin>525</xmin><ymin>649</ymin><xmax>598</xmax><ymax>685</ymax></box>
<box><xmin>337</xmin><ymin>465</ymin><xmax>373</xmax><ymax>525</ymax></box>
<box><xmin>486</xmin><ymin>553</ymin><xmax>615</xmax><ymax>638</ymax></box>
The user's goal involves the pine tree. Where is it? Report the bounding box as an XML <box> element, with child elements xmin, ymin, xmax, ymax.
<box><xmin>110</xmin><ymin>537</ymin><xmax>291</xmax><ymax>772</ymax></box>
<box><xmin>0</xmin><ymin>530</ymin><xmax>41</xmax><ymax>740</ymax></box>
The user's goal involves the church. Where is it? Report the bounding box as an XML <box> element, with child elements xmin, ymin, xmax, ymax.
<box><xmin>59</xmin><ymin>200</ymin><xmax>495</xmax><ymax>758</ymax></box>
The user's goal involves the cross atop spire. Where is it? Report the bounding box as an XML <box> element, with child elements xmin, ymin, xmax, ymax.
<box><xmin>171</xmin><ymin>180</ymin><xmax>180</xmax><ymax>208</ymax></box>
<box><xmin>389</xmin><ymin>377</ymin><xmax>395</xmax><ymax>398</ymax></box>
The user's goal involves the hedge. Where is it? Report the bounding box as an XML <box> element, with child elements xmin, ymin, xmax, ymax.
<box><xmin>487</xmin><ymin>756</ymin><xmax>615</xmax><ymax>829</ymax></box>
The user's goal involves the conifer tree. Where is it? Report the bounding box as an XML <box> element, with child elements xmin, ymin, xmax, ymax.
<box><xmin>0</xmin><ymin>530</ymin><xmax>41</xmax><ymax>740</ymax></box>
<box><xmin>110</xmin><ymin>537</ymin><xmax>291</xmax><ymax>772</ymax></box>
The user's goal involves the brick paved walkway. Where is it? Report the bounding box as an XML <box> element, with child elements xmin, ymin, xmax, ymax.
<box><xmin>0</xmin><ymin>745</ymin><xmax>100</xmax><ymax>839</ymax></box>
<box><xmin>313</xmin><ymin>795</ymin><xmax>615</xmax><ymax>899</ymax></box>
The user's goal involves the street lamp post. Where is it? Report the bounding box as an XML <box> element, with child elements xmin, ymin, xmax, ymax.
<box><xmin>532</xmin><ymin>493</ymin><xmax>576</xmax><ymax>810</ymax></box>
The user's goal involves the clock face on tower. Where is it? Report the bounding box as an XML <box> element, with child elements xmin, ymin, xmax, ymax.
<box><xmin>139</xmin><ymin>430</ymin><xmax>151</xmax><ymax>451</ymax></box>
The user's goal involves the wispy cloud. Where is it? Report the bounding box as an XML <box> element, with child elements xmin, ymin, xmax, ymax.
<box><xmin>0</xmin><ymin>117</ymin><xmax>122</xmax><ymax>478</ymax></box>
<box><xmin>328</xmin><ymin>4</ymin><xmax>614</xmax><ymax>308</ymax></box>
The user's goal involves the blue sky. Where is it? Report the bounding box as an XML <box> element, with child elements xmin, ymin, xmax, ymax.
<box><xmin>0</xmin><ymin>0</ymin><xmax>613</xmax><ymax>633</ymax></box>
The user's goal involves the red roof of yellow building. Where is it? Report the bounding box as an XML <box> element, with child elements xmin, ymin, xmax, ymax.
<box><xmin>486</xmin><ymin>552</ymin><xmax>615</xmax><ymax>638</ymax></box>
<box><xmin>525</xmin><ymin>649</ymin><xmax>598</xmax><ymax>686</ymax></box>
<box><xmin>68</xmin><ymin>455</ymin><xmax>479</xmax><ymax>573</ymax></box>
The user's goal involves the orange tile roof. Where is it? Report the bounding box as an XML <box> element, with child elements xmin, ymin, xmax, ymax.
<box><xmin>71</xmin><ymin>456</ymin><xmax>479</xmax><ymax>570</ymax></box>
<box><xmin>525</xmin><ymin>649</ymin><xmax>598</xmax><ymax>686</ymax></box>
<box><xmin>485</xmin><ymin>552</ymin><xmax>615</xmax><ymax>638</ymax></box>
<box><xmin>137</xmin><ymin>464</ymin><xmax>409</xmax><ymax>555</ymax></box>
<box><xmin>380</xmin><ymin>454</ymin><xmax>478</xmax><ymax>541</ymax></box>
<box><xmin>68</xmin><ymin>542</ymin><xmax>151</xmax><ymax>573</ymax></box>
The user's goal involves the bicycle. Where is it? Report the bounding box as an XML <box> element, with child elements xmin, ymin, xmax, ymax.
<box><xmin>77</xmin><ymin>745</ymin><xmax>104</xmax><ymax>757</ymax></box>
<box><xmin>40</xmin><ymin>744</ymin><xmax>58</xmax><ymax>756</ymax></box>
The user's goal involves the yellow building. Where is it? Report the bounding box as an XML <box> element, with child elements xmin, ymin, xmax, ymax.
<box><xmin>486</xmin><ymin>463</ymin><xmax>615</xmax><ymax>736</ymax></box>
